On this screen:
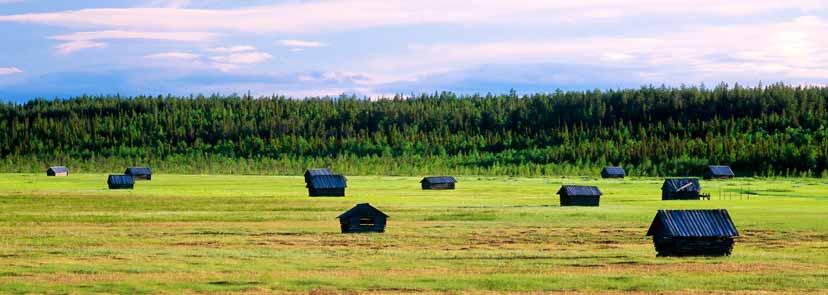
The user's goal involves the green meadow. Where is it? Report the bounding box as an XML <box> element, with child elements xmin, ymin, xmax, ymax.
<box><xmin>0</xmin><ymin>174</ymin><xmax>826</xmax><ymax>294</ymax></box>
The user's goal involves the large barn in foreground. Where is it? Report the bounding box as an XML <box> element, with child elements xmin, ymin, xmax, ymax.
<box><xmin>557</xmin><ymin>185</ymin><xmax>602</xmax><ymax>206</ymax></box>
<box><xmin>601</xmin><ymin>167</ymin><xmax>626</xmax><ymax>179</ymax></box>
<box><xmin>704</xmin><ymin>165</ymin><xmax>735</xmax><ymax>180</ymax></box>
<box><xmin>661</xmin><ymin>178</ymin><xmax>702</xmax><ymax>200</ymax></box>
<box><xmin>338</xmin><ymin>203</ymin><xmax>388</xmax><ymax>233</ymax></box>
<box><xmin>108</xmin><ymin>175</ymin><xmax>135</xmax><ymax>189</ymax></box>
<box><xmin>307</xmin><ymin>174</ymin><xmax>347</xmax><ymax>197</ymax></box>
<box><xmin>421</xmin><ymin>176</ymin><xmax>457</xmax><ymax>190</ymax></box>
<box><xmin>46</xmin><ymin>166</ymin><xmax>69</xmax><ymax>177</ymax></box>
<box><xmin>647</xmin><ymin>209</ymin><xmax>739</xmax><ymax>256</ymax></box>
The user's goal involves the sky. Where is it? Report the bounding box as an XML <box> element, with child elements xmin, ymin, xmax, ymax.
<box><xmin>0</xmin><ymin>0</ymin><xmax>826</xmax><ymax>101</ymax></box>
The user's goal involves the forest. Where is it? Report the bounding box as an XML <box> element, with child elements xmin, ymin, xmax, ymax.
<box><xmin>1</xmin><ymin>83</ymin><xmax>827</xmax><ymax>177</ymax></box>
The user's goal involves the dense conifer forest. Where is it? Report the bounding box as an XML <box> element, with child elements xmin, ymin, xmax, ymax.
<box><xmin>1</xmin><ymin>83</ymin><xmax>827</xmax><ymax>177</ymax></box>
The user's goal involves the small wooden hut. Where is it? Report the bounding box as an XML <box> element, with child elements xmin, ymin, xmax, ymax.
<box><xmin>704</xmin><ymin>165</ymin><xmax>735</xmax><ymax>180</ymax></box>
<box><xmin>557</xmin><ymin>185</ymin><xmax>602</xmax><ymax>206</ymax></box>
<box><xmin>46</xmin><ymin>166</ymin><xmax>69</xmax><ymax>177</ymax></box>
<box><xmin>304</xmin><ymin>168</ymin><xmax>333</xmax><ymax>185</ymax></box>
<box><xmin>661</xmin><ymin>178</ymin><xmax>701</xmax><ymax>200</ymax></box>
<box><xmin>646</xmin><ymin>209</ymin><xmax>739</xmax><ymax>256</ymax></box>
<box><xmin>601</xmin><ymin>166</ymin><xmax>626</xmax><ymax>179</ymax></box>
<box><xmin>337</xmin><ymin>203</ymin><xmax>388</xmax><ymax>233</ymax></box>
<box><xmin>307</xmin><ymin>174</ymin><xmax>347</xmax><ymax>197</ymax></box>
<box><xmin>124</xmin><ymin>167</ymin><xmax>152</xmax><ymax>180</ymax></box>
<box><xmin>108</xmin><ymin>174</ymin><xmax>135</xmax><ymax>190</ymax></box>
<box><xmin>421</xmin><ymin>176</ymin><xmax>457</xmax><ymax>190</ymax></box>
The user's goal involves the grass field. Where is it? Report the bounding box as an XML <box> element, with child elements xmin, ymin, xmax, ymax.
<box><xmin>0</xmin><ymin>174</ymin><xmax>826</xmax><ymax>294</ymax></box>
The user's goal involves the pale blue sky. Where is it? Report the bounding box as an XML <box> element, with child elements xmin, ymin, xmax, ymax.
<box><xmin>0</xmin><ymin>0</ymin><xmax>826</xmax><ymax>101</ymax></box>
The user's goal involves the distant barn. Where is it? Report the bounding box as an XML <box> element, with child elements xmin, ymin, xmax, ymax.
<box><xmin>307</xmin><ymin>174</ymin><xmax>347</xmax><ymax>197</ymax></box>
<box><xmin>46</xmin><ymin>166</ymin><xmax>69</xmax><ymax>177</ymax></box>
<box><xmin>421</xmin><ymin>176</ymin><xmax>457</xmax><ymax>190</ymax></box>
<box><xmin>125</xmin><ymin>167</ymin><xmax>152</xmax><ymax>180</ymax></box>
<box><xmin>661</xmin><ymin>178</ymin><xmax>701</xmax><ymax>200</ymax></box>
<box><xmin>304</xmin><ymin>168</ymin><xmax>333</xmax><ymax>184</ymax></box>
<box><xmin>338</xmin><ymin>203</ymin><xmax>388</xmax><ymax>233</ymax></box>
<box><xmin>647</xmin><ymin>209</ymin><xmax>739</xmax><ymax>256</ymax></box>
<box><xmin>107</xmin><ymin>174</ymin><xmax>135</xmax><ymax>190</ymax></box>
<box><xmin>557</xmin><ymin>185</ymin><xmax>602</xmax><ymax>206</ymax></box>
<box><xmin>704</xmin><ymin>165</ymin><xmax>735</xmax><ymax>180</ymax></box>
<box><xmin>601</xmin><ymin>166</ymin><xmax>626</xmax><ymax>179</ymax></box>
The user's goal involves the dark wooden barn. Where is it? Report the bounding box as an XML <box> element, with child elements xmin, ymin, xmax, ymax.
<box><xmin>601</xmin><ymin>166</ymin><xmax>626</xmax><ymax>179</ymax></box>
<box><xmin>125</xmin><ymin>167</ymin><xmax>152</xmax><ymax>180</ymax></box>
<box><xmin>337</xmin><ymin>203</ymin><xmax>388</xmax><ymax>233</ymax></box>
<box><xmin>307</xmin><ymin>174</ymin><xmax>347</xmax><ymax>197</ymax></box>
<box><xmin>646</xmin><ymin>209</ymin><xmax>739</xmax><ymax>256</ymax></box>
<box><xmin>46</xmin><ymin>166</ymin><xmax>69</xmax><ymax>177</ymax></box>
<box><xmin>557</xmin><ymin>185</ymin><xmax>602</xmax><ymax>206</ymax></box>
<box><xmin>107</xmin><ymin>174</ymin><xmax>135</xmax><ymax>189</ymax></box>
<box><xmin>421</xmin><ymin>176</ymin><xmax>457</xmax><ymax>190</ymax></box>
<box><xmin>661</xmin><ymin>178</ymin><xmax>701</xmax><ymax>200</ymax></box>
<box><xmin>304</xmin><ymin>168</ymin><xmax>333</xmax><ymax>185</ymax></box>
<box><xmin>704</xmin><ymin>165</ymin><xmax>735</xmax><ymax>180</ymax></box>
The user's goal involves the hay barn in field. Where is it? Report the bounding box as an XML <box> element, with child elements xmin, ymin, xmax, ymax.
<box><xmin>304</xmin><ymin>168</ymin><xmax>333</xmax><ymax>184</ymax></box>
<box><xmin>124</xmin><ymin>167</ymin><xmax>152</xmax><ymax>180</ymax></box>
<box><xmin>601</xmin><ymin>166</ymin><xmax>626</xmax><ymax>179</ymax></box>
<box><xmin>647</xmin><ymin>209</ymin><xmax>739</xmax><ymax>256</ymax></box>
<box><xmin>108</xmin><ymin>174</ymin><xmax>135</xmax><ymax>189</ymax></box>
<box><xmin>421</xmin><ymin>176</ymin><xmax>457</xmax><ymax>190</ymax></box>
<box><xmin>307</xmin><ymin>174</ymin><xmax>347</xmax><ymax>197</ymax></box>
<box><xmin>338</xmin><ymin>203</ymin><xmax>388</xmax><ymax>233</ymax></box>
<box><xmin>661</xmin><ymin>178</ymin><xmax>701</xmax><ymax>200</ymax></box>
<box><xmin>46</xmin><ymin>166</ymin><xmax>69</xmax><ymax>177</ymax></box>
<box><xmin>704</xmin><ymin>165</ymin><xmax>735</xmax><ymax>180</ymax></box>
<box><xmin>557</xmin><ymin>185</ymin><xmax>602</xmax><ymax>206</ymax></box>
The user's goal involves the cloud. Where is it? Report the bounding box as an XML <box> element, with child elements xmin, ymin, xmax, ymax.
<box><xmin>210</xmin><ymin>51</ymin><xmax>272</xmax><ymax>65</ymax></box>
<box><xmin>0</xmin><ymin>67</ymin><xmax>23</xmax><ymax>75</ymax></box>
<box><xmin>1</xmin><ymin>0</ymin><xmax>823</xmax><ymax>34</ymax></box>
<box><xmin>145</xmin><ymin>52</ymin><xmax>200</xmax><ymax>60</ymax></box>
<box><xmin>49</xmin><ymin>30</ymin><xmax>217</xmax><ymax>54</ymax></box>
<box><xmin>278</xmin><ymin>39</ymin><xmax>327</xmax><ymax>48</ymax></box>
<box><xmin>144</xmin><ymin>0</ymin><xmax>190</xmax><ymax>8</ymax></box>
<box><xmin>209</xmin><ymin>45</ymin><xmax>256</xmax><ymax>53</ymax></box>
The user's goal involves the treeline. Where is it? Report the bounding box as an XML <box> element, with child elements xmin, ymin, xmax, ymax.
<box><xmin>1</xmin><ymin>83</ymin><xmax>827</xmax><ymax>177</ymax></box>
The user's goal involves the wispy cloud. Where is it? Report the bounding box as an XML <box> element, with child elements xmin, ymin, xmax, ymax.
<box><xmin>2</xmin><ymin>0</ymin><xmax>823</xmax><ymax>34</ymax></box>
<box><xmin>278</xmin><ymin>39</ymin><xmax>327</xmax><ymax>48</ymax></box>
<box><xmin>0</xmin><ymin>67</ymin><xmax>23</xmax><ymax>75</ymax></box>
<box><xmin>49</xmin><ymin>30</ymin><xmax>217</xmax><ymax>54</ymax></box>
<box><xmin>145</xmin><ymin>52</ymin><xmax>200</xmax><ymax>60</ymax></box>
<box><xmin>210</xmin><ymin>51</ymin><xmax>272</xmax><ymax>65</ymax></box>
<box><xmin>209</xmin><ymin>45</ymin><xmax>257</xmax><ymax>53</ymax></box>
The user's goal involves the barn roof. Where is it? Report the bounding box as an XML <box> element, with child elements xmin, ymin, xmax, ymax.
<box><xmin>557</xmin><ymin>185</ymin><xmax>602</xmax><ymax>196</ymax></box>
<box><xmin>48</xmin><ymin>166</ymin><xmax>68</xmax><ymax>173</ymax></box>
<box><xmin>108</xmin><ymin>174</ymin><xmax>135</xmax><ymax>185</ymax></box>
<box><xmin>707</xmin><ymin>165</ymin><xmax>735</xmax><ymax>177</ymax></box>
<box><xmin>305</xmin><ymin>168</ymin><xmax>333</xmax><ymax>178</ymax></box>
<box><xmin>420</xmin><ymin>176</ymin><xmax>457</xmax><ymax>184</ymax></box>
<box><xmin>307</xmin><ymin>174</ymin><xmax>347</xmax><ymax>189</ymax></box>
<box><xmin>602</xmin><ymin>166</ymin><xmax>626</xmax><ymax>176</ymax></box>
<box><xmin>647</xmin><ymin>209</ymin><xmax>739</xmax><ymax>238</ymax></box>
<box><xmin>661</xmin><ymin>178</ymin><xmax>701</xmax><ymax>192</ymax></box>
<box><xmin>125</xmin><ymin>167</ymin><xmax>152</xmax><ymax>175</ymax></box>
<box><xmin>338</xmin><ymin>203</ymin><xmax>389</xmax><ymax>219</ymax></box>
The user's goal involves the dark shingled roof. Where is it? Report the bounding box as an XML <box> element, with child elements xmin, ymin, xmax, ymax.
<box><xmin>108</xmin><ymin>174</ymin><xmax>135</xmax><ymax>185</ymax></box>
<box><xmin>48</xmin><ymin>166</ymin><xmax>68</xmax><ymax>173</ymax></box>
<box><xmin>307</xmin><ymin>174</ymin><xmax>347</xmax><ymax>189</ymax></box>
<box><xmin>125</xmin><ymin>167</ymin><xmax>152</xmax><ymax>175</ymax></box>
<box><xmin>557</xmin><ymin>185</ymin><xmax>603</xmax><ymax>196</ymax></box>
<box><xmin>337</xmin><ymin>203</ymin><xmax>389</xmax><ymax>219</ymax></box>
<box><xmin>602</xmin><ymin>166</ymin><xmax>626</xmax><ymax>176</ymax></box>
<box><xmin>707</xmin><ymin>165</ymin><xmax>735</xmax><ymax>177</ymax></box>
<box><xmin>661</xmin><ymin>178</ymin><xmax>701</xmax><ymax>193</ymax></box>
<box><xmin>305</xmin><ymin>168</ymin><xmax>333</xmax><ymax>178</ymax></box>
<box><xmin>647</xmin><ymin>209</ymin><xmax>739</xmax><ymax>238</ymax></box>
<box><xmin>420</xmin><ymin>176</ymin><xmax>457</xmax><ymax>184</ymax></box>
